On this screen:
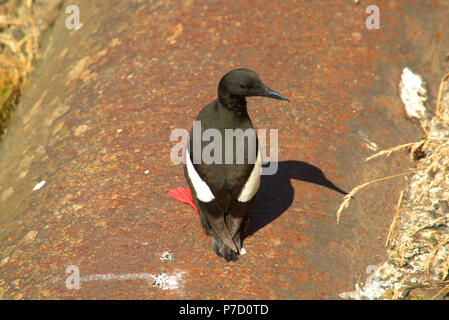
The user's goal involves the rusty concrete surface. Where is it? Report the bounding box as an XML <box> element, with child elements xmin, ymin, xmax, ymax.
<box><xmin>0</xmin><ymin>0</ymin><xmax>448</xmax><ymax>299</ymax></box>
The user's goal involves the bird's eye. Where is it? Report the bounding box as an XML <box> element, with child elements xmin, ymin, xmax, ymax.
<box><xmin>240</xmin><ymin>84</ymin><xmax>247</xmax><ymax>89</ymax></box>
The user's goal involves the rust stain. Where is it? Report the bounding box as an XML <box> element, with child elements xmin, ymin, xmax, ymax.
<box><xmin>0</xmin><ymin>0</ymin><xmax>447</xmax><ymax>300</ymax></box>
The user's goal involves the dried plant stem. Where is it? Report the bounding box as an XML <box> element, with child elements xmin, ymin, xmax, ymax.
<box><xmin>365</xmin><ymin>141</ymin><xmax>423</xmax><ymax>162</ymax></box>
<box><xmin>366</xmin><ymin>137</ymin><xmax>448</xmax><ymax>164</ymax></box>
<box><xmin>442</xmin><ymin>254</ymin><xmax>449</xmax><ymax>283</ymax></box>
<box><xmin>336</xmin><ymin>171</ymin><xmax>416</xmax><ymax>224</ymax></box>
<box><xmin>392</xmin><ymin>274</ymin><xmax>409</xmax><ymax>300</ymax></box>
<box><xmin>385</xmin><ymin>190</ymin><xmax>404</xmax><ymax>247</ymax></box>
<box><xmin>419</xmin><ymin>120</ymin><xmax>428</xmax><ymax>136</ymax></box>
<box><xmin>426</xmin><ymin>235</ymin><xmax>449</xmax><ymax>278</ymax></box>
<box><xmin>431</xmin><ymin>284</ymin><xmax>449</xmax><ymax>300</ymax></box>
<box><xmin>407</xmin><ymin>215</ymin><xmax>449</xmax><ymax>237</ymax></box>
<box><xmin>415</xmin><ymin>173</ymin><xmax>444</xmax><ymax>203</ymax></box>
<box><xmin>397</xmin><ymin>238</ymin><xmax>411</xmax><ymax>266</ymax></box>
<box><xmin>435</xmin><ymin>71</ymin><xmax>449</xmax><ymax>118</ymax></box>
<box><xmin>0</xmin><ymin>17</ymin><xmax>23</xmax><ymax>25</ymax></box>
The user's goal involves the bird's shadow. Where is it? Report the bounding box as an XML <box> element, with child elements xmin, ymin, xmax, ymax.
<box><xmin>245</xmin><ymin>160</ymin><xmax>347</xmax><ymax>237</ymax></box>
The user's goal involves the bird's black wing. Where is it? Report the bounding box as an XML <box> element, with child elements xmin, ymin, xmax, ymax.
<box><xmin>185</xmin><ymin>142</ymin><xmax>255</xmax><ymax>252</ymax></box>
<box><xmin>184</xmin><ymin>101</ymin><xmax>259</xmax><ymax>253</ymax></box>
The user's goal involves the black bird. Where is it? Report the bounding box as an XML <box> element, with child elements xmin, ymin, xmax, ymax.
<box><xmin>184</xmin><ymin>68</ymin><xmax>289</xmax><ymax>261</ymax></box>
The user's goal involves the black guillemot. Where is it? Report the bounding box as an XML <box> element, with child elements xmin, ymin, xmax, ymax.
<box><xmin>183</xmin><ymin>68</ymin><xmax>289</xmax><ymax>261</ymax></box>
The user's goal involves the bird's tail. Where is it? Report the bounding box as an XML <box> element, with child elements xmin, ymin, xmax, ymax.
<box><xmin>221</xmin><ymin>245</ymin><xmax>239</xmax><ymax>262</ymax></box>
<box><xmin>212</xmin><ymin>236</ymin><xmax>239</xmax><ymax>262</ymax></box>
<box><xmin>212</xmin><ymin>218</ymin><xmax>248</xmax><ymax>262</ymax></box>
<box><xmin>207</xmin><ymin>214</ymin><xmax>239</xmax><ymax>254</ymax></box>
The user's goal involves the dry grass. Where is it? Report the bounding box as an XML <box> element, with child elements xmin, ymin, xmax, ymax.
<box><xmin>436</xmin><ymin>71</ymin><xmax>449</xmax><ymax>121</ymax></box>
<box><xmin>337</xmin><ymin>74</ymin><xmax>449</xmax><ymax>222</ymax></box>
<box><xmin>0</xmin><ymin>0</ymin><xmax>38</xmax><ymax>135</ymax></box>
<box><xmin>392</xmin><ymin>274</ymin><xmax>409</xmax><ymax>300</ymax></box>
<box><xmin>406</xmin><ymin>215</ymin><xmax>449</xmax><ymax>238</ymax></box>
<box><xmin>385</xmin><ymin>190</ymin><xmax>404</xmax><ymax>248</ymax></box>
<box><xmin>432</xmin><ymin>283</ymin><xmax>449</xmax><ymax>300</ymax></box>
<box><xmin>337</xmin><ymin>71</ymin><xmax>449</xmax><ymax>299</ymax></box>
<box><xmin>364</xmin><ymin>141</ymin><xmax>423</xmax><ymax>162</ymax></box>
<box><xmin>336</xmin><ymin>171</ymin><xmax>415</xmax><ymax>224</ymax></box>
<box><xmin>426</xmin><ymin>235</ymin><xmax>449</xmax><ymax>279</ymax></box>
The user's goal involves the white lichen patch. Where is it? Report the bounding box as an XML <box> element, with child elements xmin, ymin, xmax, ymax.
<box><xmin>79</xmin><ymin>270</ymin><xmax>187</xmax><ymax>292</ymax></box>
<box><xmin>33</xmin><ymin>180</ymin><xmax>46</xmax><ymax>191</ymax></box>
<box><xmin>160</xmin><ymin>251</ymin><xmax>174</xmax><ymax>261</ymax></box>
<box><xmin>399</xmin><ymin>67</ymin><xmax>428</xmax><ymax>119</ymax></box>
<box><xmin>150</xmin><ymin>271</ymin><xmax>186</xmax><ymax>291</ymax></box>
<box><xmin>358</xmin><ymin>130</ymin><xmax>379</xmax><ymax>151</ymax></box>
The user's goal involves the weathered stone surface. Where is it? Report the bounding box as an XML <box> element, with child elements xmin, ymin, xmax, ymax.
<box><xmin>0</xmin><ymin>0</ymin><xmax>448</xmax><ymax>299</ymax></box>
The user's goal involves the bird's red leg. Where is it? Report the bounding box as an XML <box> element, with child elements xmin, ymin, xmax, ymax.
<box><xmin>168</xmin><ymin>187</ymin><xmax>198</xmax><ymax>212</ymax></box>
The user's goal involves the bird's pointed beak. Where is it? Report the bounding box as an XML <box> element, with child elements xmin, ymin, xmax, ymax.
<box><xmin>259</xmin><ymin>86</ymin><xmax>290</xmax><ymax>102</ymax></box>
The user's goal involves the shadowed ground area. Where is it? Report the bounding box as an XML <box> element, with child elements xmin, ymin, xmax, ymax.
<box><xmin>0</xmin><ymin>0</ymin><xmax>448</xmax><ymax>299</ymax></box>
<box><xmin>248</xmin><ymin>160</ymin><xmax>347</xmax><ymax>236</ymax></box>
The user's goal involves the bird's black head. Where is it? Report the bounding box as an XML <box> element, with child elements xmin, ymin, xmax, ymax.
<box><xmin>217</xmin><ymin>69</ymin><xmax>289</xmax><ymax>112</ymax></box>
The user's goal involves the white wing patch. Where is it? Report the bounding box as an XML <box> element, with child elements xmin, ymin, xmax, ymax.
<box><xmin>237</xmin><ymin>148</ymin><xmax>262</xmax><ymax>202</ymax></box>
<box><xmin>185</xmin><ymin>149</ymin><xmax>215</xmax><ymax>202</ymax></box>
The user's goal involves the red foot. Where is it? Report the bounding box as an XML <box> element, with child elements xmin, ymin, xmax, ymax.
<box><xmin>168</xmin><ymin>187</ymin><xmax>198</xmax><ymax>212</ymax></box>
